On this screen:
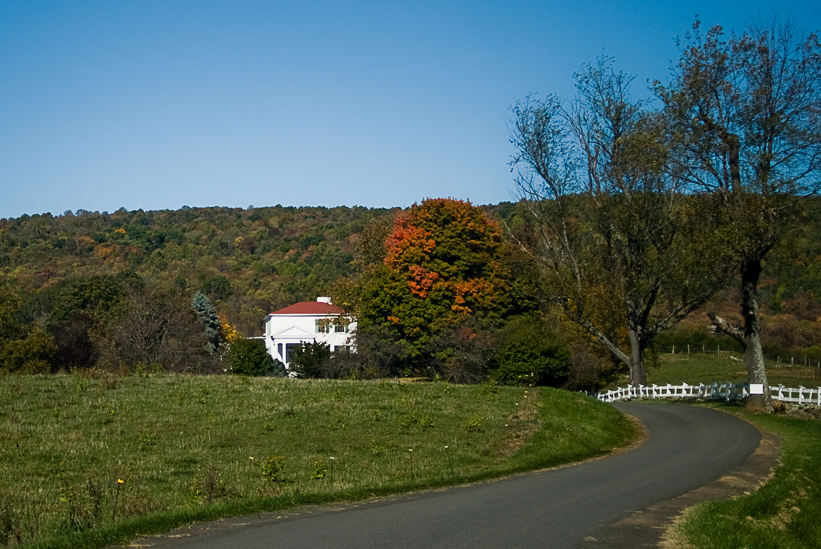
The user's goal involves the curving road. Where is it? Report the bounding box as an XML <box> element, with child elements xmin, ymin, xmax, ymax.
<box><xmin>145</xmin><ymin>403</ymin><xmax>761</xmax><ymax>549</ymax></box>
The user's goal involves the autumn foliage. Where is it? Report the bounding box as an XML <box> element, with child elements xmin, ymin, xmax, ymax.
<box><xmin>359</xmin><ymin>199</ymin><xmax>516</xmax><ymax>364</ymax></box>
<box><xmin>385</xmin><ymin>198</ymin><xmax>510</xmax><ymax>312</ymax></box>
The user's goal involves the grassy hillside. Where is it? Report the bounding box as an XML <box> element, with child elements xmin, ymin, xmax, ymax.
<box><xmin>0</xmin><ymin>373</ymin><xmax>634</xmax><ymax>549</ymax></box>
<box><xmin>600</xmin><ymin>352</ymin><xmax>821</xmax><ymax>390</ymax></box>
<box><xmin>653</xmin><ymin>353</ymin><xmax>821</xmax><ymax>388</ymax></box>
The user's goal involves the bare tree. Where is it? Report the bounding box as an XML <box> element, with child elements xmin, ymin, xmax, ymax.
<box><xmin>98</xmin><ymin>289</ymin><xmax>216</xmax><ymax>373</ymax></box>
<box><xmin>656</xmin><ymin>18</ymin><xmax>821</xmax><ymax>412</ymax></box>
<box><xmin>511</xmin><ymin>57</ymin><xmax>724</xmax><ymax>386</ymax></box>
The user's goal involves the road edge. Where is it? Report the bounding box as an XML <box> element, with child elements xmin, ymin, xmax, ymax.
<box><xmin>581</xmin><ymin>405</ymin><xmax>782</xmax><ymax>549</ymax></box>
<box><xmin>115</xmin><ymin>405</ymin><xmax>648</xmax><ymax>548</ymax></box>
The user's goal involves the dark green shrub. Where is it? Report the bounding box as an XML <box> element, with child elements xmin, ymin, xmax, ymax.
<box><xmin>653</xmin><ymin>323</ymin><xmax>743</xmax><ymax>353</ymax></box>
<box><xmin>289</xmin><ymin>342</ymin><xmax>331</xmax><ymax>378</ymax></box>
<box><xmin>226</xmin><ymin>339</ymin><xmax>284</xmax><ymax>376</ymax></box>
<box><xmin>491</xmin><ymin>317</ymin><xmax>570</xmax><ymax>386</ymax></box>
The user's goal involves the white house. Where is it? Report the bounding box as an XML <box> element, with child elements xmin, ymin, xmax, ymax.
<box><xmin>264</xmin><ymin>297</ymin><xmax>356</xmax><ymax>370</ymax></box>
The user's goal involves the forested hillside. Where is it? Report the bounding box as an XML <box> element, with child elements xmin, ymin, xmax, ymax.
<box><xmin>0</xmin><ymin>205</ymin><xmax>397</xmax><ymax>374</ymax></box>
<box><xmin>2</xmin><ymin>198</ymin><xmax>821</xmax><ymax>378</ymax></box>
<box><xmin>0</xmin><ymin>205</ymin><xmax>394</xmax><ymax>334</ymax></box>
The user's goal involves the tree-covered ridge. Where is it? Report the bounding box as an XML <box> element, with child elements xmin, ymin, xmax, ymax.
<box><xmin>0</xmin><ymin>205</ymin><xmax>395</xmax><ymax>335</ymax></box>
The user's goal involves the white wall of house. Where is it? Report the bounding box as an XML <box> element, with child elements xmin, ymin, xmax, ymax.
<box><xmin>264</xmin><ymin>297</ymin><xmax>356</xmax><ymax>370</ymax></box>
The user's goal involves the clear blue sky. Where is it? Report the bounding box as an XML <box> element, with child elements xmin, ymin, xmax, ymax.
<box><xmin>2</xmin><ymin>1</ymin><xmax>819</xmax><ymax>219</ymax></box>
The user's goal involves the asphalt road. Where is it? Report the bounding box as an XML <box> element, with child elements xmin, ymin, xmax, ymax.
<box><xmin>150</xmin><ymin>403</ymin><xmax>761</xmax><ymax>549</ymax></box>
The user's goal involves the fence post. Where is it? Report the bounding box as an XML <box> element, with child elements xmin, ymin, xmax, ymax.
<box><xmin>672</xmin><ymin>345</ymin><xmax>675</xmax><ymax>354</ymax></box>
<box><xmin>688</xmin><ymin>344</ymin><xmax>690</xmax><ymax>355</ymax></box>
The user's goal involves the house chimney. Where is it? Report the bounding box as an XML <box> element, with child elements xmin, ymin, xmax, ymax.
<box><xmin>317</xmin><ymin>297</ymin><xmax>331</xmax><ymax>304</ymax></box>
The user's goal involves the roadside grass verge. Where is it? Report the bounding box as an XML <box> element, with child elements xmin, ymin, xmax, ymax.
<box><xmin>607</xmin><ymin>354</ymin><xmax>820</xmax><ymax>548</ymax></box>
<box><xmin>0</xmin><ymin>373</ymin><xmax>634</xmax><ymax>549</ymax></box>
<box><xmin>673</xmin><ymin>405</ymin><xmax>821</xmax><ymax>549</ymax></box>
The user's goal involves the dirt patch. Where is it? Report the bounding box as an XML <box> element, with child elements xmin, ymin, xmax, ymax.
<box><xmin>493</xmin><ymin>390</ymin><xmax>542</xmax><ymax>462</ymax></box>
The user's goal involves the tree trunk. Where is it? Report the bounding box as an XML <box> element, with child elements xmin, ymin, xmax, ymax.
<box><xmin>740</xmin><ymin>258</ymin><xmax>773</xmax><ymax>413</ymax></box>
<box><xmin>628</xmin><ymin>327</ymin><xmax>646</xmax><ymax>387</ymax></box>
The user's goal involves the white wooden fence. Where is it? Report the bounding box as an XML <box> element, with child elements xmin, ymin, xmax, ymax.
<box><xmin>595</xmin><ymin>382</ymin><xmax>821</xmax><ymax>406</ymax></box>
<box><xmin>770</xmin><ymin>385</ymin><xmax>821</xmax><ymax>405</ymax></box>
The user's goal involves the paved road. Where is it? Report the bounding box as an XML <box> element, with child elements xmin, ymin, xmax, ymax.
<box><xmin>152</xmin><ymin>404</ymin><xmax>760</xmax><ymax>549</ymax></box>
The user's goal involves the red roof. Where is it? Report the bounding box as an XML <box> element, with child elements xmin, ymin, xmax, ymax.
<box><xmin>270</xmin><ymin>301</ymin><xmax>344</xmax><ymax>315</ymax></box>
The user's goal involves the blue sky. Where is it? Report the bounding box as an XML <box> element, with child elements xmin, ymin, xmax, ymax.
<box><xmin>2</xmin><ymin>1</ymin><xmax>820</xmax><ymax>219</ymax></box>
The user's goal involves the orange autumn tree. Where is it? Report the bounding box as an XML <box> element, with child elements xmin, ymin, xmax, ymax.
<box><xmin>358</xmin><ymin>198</ymin><xmax>515</xmax><ymax>364</ymax></box>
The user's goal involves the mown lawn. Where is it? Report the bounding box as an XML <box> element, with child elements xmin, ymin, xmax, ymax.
<box><xmin>0</xmin><ymin>372</ymin><xmax>634</xmax><ymax>549</ymax></box>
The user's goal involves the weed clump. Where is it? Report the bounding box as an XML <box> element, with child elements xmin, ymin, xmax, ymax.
<box><xmin>261</xmin><ymin>455</ymin><xmax>286</xmax><ymax>482</ymax></box>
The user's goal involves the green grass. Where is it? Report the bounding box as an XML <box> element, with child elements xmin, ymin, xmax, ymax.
<box><xmin>609</xmin><ymin>352</ymin><xmax>821</xmax><ymax>389</ymax></box>
<box><xmin>673</xmin><ymin>406</ymin><xmax>821</xmax><ymax>549</ymax></box>
<box><xmin>0</xmin><ymin>372</ymin><xmax>634</xmax><ymax>549</ymax></box>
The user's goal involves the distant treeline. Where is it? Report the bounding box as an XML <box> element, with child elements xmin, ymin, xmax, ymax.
<box><xmin>2</xmin><ymin>199</ymin><xmax>821</xmax><ymax>378</ymax></box>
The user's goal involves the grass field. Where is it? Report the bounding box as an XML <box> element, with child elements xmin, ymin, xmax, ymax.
<box><xmin>612</xmin><ymin>352</ymin><xmax>821</xmax><ymax>389</ymax></box>
<box><xmin>0</xmin><ymin>372</ymin><xmax>634</xmax><ymax>549</ymax></box>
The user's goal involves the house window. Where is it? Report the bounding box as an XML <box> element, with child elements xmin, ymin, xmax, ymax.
<box><xmin>316</xmin><ymin>320</ymin><xmax>330</xmax><ymax>333</ymax></box>
<box><xmin>285</xmin><ymin>343</ymin><xmax>302</xmax><ymax>364</ymax></box>
<box><xmin>334</xmin><ymin>322</ymin><xmax>348</xmax><ymax>333</ymax></box>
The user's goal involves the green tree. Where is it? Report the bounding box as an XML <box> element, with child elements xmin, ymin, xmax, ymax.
<box><xmin>0</xmin><ymin>279</ymin><xmax>56</xmax><ymax>373</ymax></box>
<box><xmin>656</xmin><ymin>18</ymin><xmax>821</xmax><ymax>412</ymax></box>
<box><xmin>226</xmin><ymin>339</ymin><xmax>284</xmax><ymax>376</ymax></box>
<box><xmin>510</xmin><ymin>57</ymin><xmax>725</xmax><ymax>387</ymax></box>
<box><xmin>357</xmin><ymin>199</ymin><xmax>516</xmax><ymax>368</ymax></box>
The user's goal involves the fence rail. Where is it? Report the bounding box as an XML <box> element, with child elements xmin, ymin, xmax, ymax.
<box><xmin>595</xmin><ymin>382</ymin><xmax>821</xmax><ymax>406</ymax></box>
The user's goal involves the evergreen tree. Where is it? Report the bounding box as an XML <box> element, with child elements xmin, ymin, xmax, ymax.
<box><xmin>192</xmin><ymin>291</ymin><xmax>221</xmax><ymax>354</ymax></box>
